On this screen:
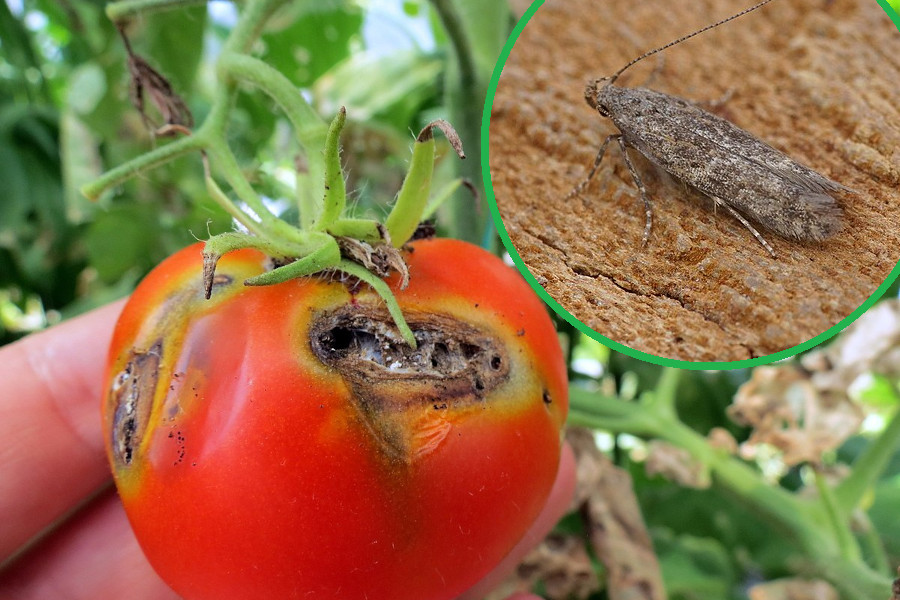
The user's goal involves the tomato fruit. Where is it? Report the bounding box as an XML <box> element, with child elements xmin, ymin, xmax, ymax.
<box><xmin>103</xmin><ymin>238</ymin><xmax>567</xmax><ymax>600</ymax></box>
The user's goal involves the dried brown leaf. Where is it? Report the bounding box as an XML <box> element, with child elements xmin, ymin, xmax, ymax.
<box><xmin>730</xmin><ymin>366</ymin><xmax>863</xmax><ymax>467</ymax></box>
<box><xmin>568</xmin><ymin>428</ymin><xmax>667</xmax><ymax>600</ymax></box>
<box><xmin>644</xmin><ymin>440</ymin><xmax>710</xmax><ymax>489</ymax></box>
<box><xmin>484</xmin><ymin>533</ymin><xmax>599</xmax><ymax>600</ymax></box>
<box><xmin>707</xmin><ymin>427</ymin><xmax>739</xmax><ymax>453</ymax></box>
<box><xmin>804</xmin><ymin>300</ymin><xmax>900</xmax><ymax>394</ymax></box>
<box><xmin>118</xmin><ymin>26</ymin><xmax>193</xmax><ymax>136</ymax></box>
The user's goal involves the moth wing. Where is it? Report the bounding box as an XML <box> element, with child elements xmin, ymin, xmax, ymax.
<box><xmin>610</xmin><ymin>88</ymin><xmax>844</xmax><ymax>241</ymax></box>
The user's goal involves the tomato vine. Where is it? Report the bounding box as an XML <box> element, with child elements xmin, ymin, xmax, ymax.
<box><xmin>82</xmin><ymin>0</ymin><xmax>468</xmax><ymax>347</ymax></box>
<box><xmin>568</xmin><ymin>368</ymin><xmax>900</xmax><ymax>600</ymax></box>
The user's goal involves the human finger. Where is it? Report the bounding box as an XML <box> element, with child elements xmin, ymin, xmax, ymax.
<box><xmin>0</xmin><ymin>487</ymin><xmax>178</xmax><ymax>600</ymax></box>
<box><xmin>0</xmin><ymin>300</ymin><xmax>125</xmax><ymax>563</ymax></box>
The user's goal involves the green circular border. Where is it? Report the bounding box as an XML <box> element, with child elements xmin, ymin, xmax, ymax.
<box><xmin>480</xmin><ymin>0</ymin><xmax>900</xmax><ymax>371</ymax></box>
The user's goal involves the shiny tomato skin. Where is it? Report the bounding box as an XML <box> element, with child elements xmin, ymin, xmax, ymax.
<box><xmin>103</xmin><ymin>238</ymin><xmax>567</xmax><ymax>600</ymax></box>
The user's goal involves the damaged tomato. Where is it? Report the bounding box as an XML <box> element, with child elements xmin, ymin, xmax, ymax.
<box><xmin>103</xmin><ymin>238</ymin><xmax>567</xmax><ymax>600</ymax></box>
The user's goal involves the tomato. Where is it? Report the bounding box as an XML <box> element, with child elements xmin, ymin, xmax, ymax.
<box><xmin>102</xmin><ymin>238</ymin><xmax>567</xmax><ymax>600</ymax></box>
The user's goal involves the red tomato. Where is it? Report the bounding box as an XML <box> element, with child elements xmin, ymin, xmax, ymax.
<box><xmin>103</xmin><ymin>238</ymin><xmax>567</xmax><ymax>600</ymax></box>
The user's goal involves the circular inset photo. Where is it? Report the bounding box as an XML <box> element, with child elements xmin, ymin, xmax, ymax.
<box><xmin>484</xmin><ymin>0</ymin><xmax>900</xmax><ymax>366</ymax></box>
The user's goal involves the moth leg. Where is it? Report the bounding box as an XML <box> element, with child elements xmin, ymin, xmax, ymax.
<box><xmin>616</xmin><ymin>136</ymin><xmax>653</xmax><ymax>247</ymax></box>
<box><xmin>712</xmin><ymin>197</ymin><xmax>776</xmax><ymax>258</ymax></box>
<box><xmin>564</xmin><ymin>134</ymin><xmax>617</xmax><ymax>201</ymax></box>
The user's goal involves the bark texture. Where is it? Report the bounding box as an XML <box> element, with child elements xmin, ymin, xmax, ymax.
<box><xmin>489</xmin><ymin>0</ymin><xmax>900</xmax><ymax>362</ymax></box>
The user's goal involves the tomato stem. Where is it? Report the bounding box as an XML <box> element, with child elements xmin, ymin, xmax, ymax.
<box><xmin>203</xmin><ymin>156</ymin><xmax>271</xmax><ymax>239</ymax></box>
<box><xmin>813</xmin><ymin>467</ymin><xmax>862</xmax><ymax>563</ymax></box>
<box><xmin>216</xmin><ymin>51</ymin><xmax>327</xmax><ymax>225</ymax></box>
<box><xmin>834</xmin><ymin>402</ymin><xmax>900</xmax><ymax>515</ymax></box>
<box><xmin>105</xmin><ymin>0</ymin><xmax>207</xmax><ymax>21</ymax></box>
<box><xmin>243</xmin><ymin>238</ymin><xmax>342</xmax><ymax>287</ymax></box>
<box><xmin>80</xmin><ymin>133</ymin><xmax>203</xmax><ymax>201</ymax></box>
<box><xmin>335</xmin><ymin>259</ymin><xmax>416</xmax><ymax>348</ymax></box>
<box><xmin>88</xmin><ymin>0</ymin><xmax>462</xmax><ymax>349</ymax></box>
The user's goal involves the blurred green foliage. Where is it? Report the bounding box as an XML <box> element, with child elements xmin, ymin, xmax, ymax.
<box><xmin>563</xmin><ymin>326</ymin><xmax>900</xmax><ymax>600</ymax></box>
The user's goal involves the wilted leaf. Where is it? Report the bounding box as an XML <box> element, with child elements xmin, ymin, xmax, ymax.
<box><xmin>485</xmin><ymin>533</ymin><xmax>599</xmax><ymax>600</ymax></box>
<box><xmin>645</xmin><ymin>440</ymin><xmax>711</xmax><ymax>489</ymax></box>
<box><xmin>569</xmin><ymin>428</ymin><xmax>667</xmax><ymax>600</ymax></box>
<box><xmin>730</xmin><ymin>366</ymin><xmax>863</xmax><ymax>467</ymax></box>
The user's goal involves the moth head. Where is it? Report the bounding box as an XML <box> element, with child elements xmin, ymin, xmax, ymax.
<box><xmin>584</xmin><ymin>77</ymin><xmax>614</xmax><ymax>117</ymax></box>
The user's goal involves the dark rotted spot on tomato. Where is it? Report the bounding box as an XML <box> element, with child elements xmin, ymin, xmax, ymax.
<box><xmin>109</xmin><ymin>342</ymin><xmax>161</xmax><ymax>469</ymax></box>
<box><xmin>311</xmin><ymin>307</ymin><xmax>510</xmax><ymax>461</ymax></box>
<box><xmin>409</xmin><ymin>220</ymin><xmax>436</xmax><ymax>241</ymax></box>
<box><xmin>311</xmin><ymin>307</ymin><xmax>509</xmax><ymax>406</ymax></box>
<box><xmin>542</xmin><ymin>390</ymin><xmax>552</xmax><ymax>405</ymax></box>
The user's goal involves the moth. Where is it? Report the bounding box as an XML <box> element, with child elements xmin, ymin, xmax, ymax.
<box><xmin>569</xmin><ymin>0</ymin><xmax>850</xmax><ymax>257</ymax></box>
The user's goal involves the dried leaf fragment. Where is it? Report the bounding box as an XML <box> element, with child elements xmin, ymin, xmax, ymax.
<box><xmin>730</xmin><ymin>366</ymin><xmax>863</xmax><ymax>467</ymax></box>
<box><xmin>747</xmin><ymin>578</ymin><xmax>838</xmax><ymax>600</ymax></box>
<box><xmin>568</xmin><ymin>428</ymin><xmax>667</xmax><ymax>600</ymax></box>
<box><xmin>645</xmin><ymin>440</ymin><xmax>710</xmax><ymax>489</ymax></box>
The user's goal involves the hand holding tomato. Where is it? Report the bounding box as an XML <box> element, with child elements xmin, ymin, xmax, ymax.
<box><xmin>0</xmin><ymin>241</ymin><xmax>574</xmax><ymax>599</ymax></box>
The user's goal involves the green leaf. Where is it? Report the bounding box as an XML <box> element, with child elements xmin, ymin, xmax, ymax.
<box><xmin>653</xmin><ymin>530</ymin><xmax>737</xmax><ymax>600</ymax></box>
<box><xmin>67</xmin><ymin>63</ymin><xmax>108</xmax><ymax>116</ymax></box>
<box><xmin>85</xmin><ymin>205</ymin><xmax>160</xmax><ymax>283</ymax></box>
<box><xmin>0</xmin><ymin>105</ymin><xmax>64</xmax><ymax>238</ymax></box>
<box><xmin>313</xmin><ymin>49</ymin><xmax>443</xmax><ymax>129</ymax></box>
<box><xmin>261</xmin><ymin>4</ymin><xmax>364</xmax><ymax>88</ymax></box>
<box><xmin>142</xmin><ymin>4</ymin><xmax>208</xmax><ymax>96</ymax></box>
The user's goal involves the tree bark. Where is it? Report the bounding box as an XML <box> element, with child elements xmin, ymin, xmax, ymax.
<box><xmin>489</xmin><ymin>0</ymin><xmax>900</xmax><ymax>362</ymax></box>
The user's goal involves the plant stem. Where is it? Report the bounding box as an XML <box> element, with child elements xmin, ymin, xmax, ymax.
<box><xmin>428</xmin><ymin>0</ymin><xmax>491</xmax><ymax>246</ymax></box>
<box><xmin>428</xmin><ymin>0</ymin><xmax>477</xmax><ymax>93</ymax></box>
<box><xmin>812</xmin><ymin>554</ymin><xmax>894</xmax><ymax>600</ymax></box>
<box><xmin>80</xmin><ymin>134</ymin><xmax>204</xmax><ymax>200</ymax></box>
<box><xmin>647</xmin><ymin>366</ymin><xmax>680</xmax><ymax>419</ymax></box>
<box><xmin>814</xmin><ymin>468</ymin><xmax>861</xmax><ymax>562</ymax></box>
<box><xmin>221</xmin><ymin>0</ymin><xmax>289</xmax><ymax>55</ymax></box>
<box><xmin>203</xmin><ymin>158</ymin><xmax>270</xmax><ymax>239</ymax></box>
<box><xmin>204</xmin><ymin>140</ymin><xmax>300</xmax><ymax>244</ymax></box>
<box><xmin>835</xmin><ymin>404</ymin><xmax>900</xmax><ymax>516</ymax></box>
<box><xmin>217</xmin><ymin>52</ymin><xmax>328</xmax><ymax>225</ymax></box>
<box><xmin>567</xmin><ymin>387</ymin><xmax>895</xmax><ymax>598</ymax></box>
<box><xmin>856</xmin><ymin>511</ymin><xmax>892</xmax><ymax>574</ymax></box>
<box><xmin>106</xmin><ymin>0</ymin><xmax>207</xmax><ymax>22</ymax></box>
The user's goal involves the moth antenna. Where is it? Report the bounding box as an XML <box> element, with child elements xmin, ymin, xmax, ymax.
<box><xmin>607</xmin><ymin>0</ymin><xmax>779</xmax><ymax>85</ymax></box>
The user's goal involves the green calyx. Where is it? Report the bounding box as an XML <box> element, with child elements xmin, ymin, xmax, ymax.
<box><xmin>83</xmin><ymin>0</ymin><xmax>468</xmax><ymax>348</ymax></box>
